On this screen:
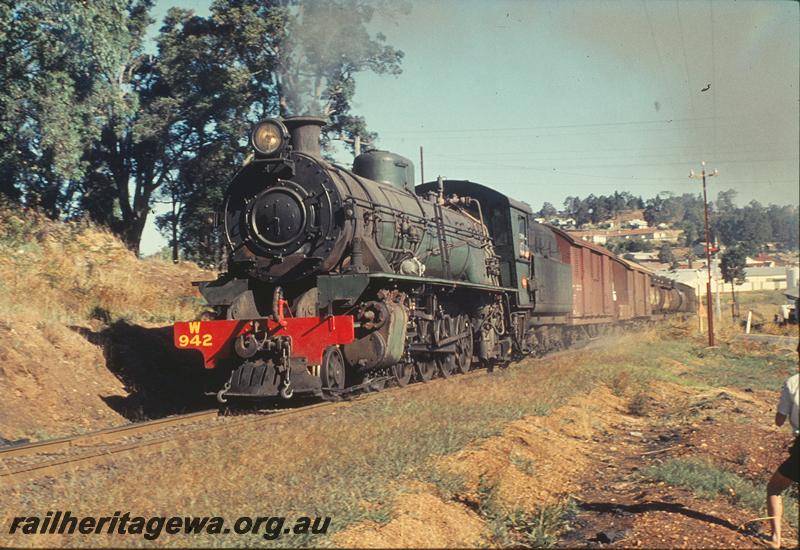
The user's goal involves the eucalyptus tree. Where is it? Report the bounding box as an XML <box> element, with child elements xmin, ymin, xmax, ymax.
<box><xmin>720</xmin><ymin>244</ymin><xmax>747</xmax><ymax>318</ymax></box>
<box><xmin>0</xmin><ymin>0</ymin><xmax>150</xmax><ymax>217</ymax></box>
<box><xmin>155</xmin><ymin>0</ymin><xmax>407</xmax><ymax>264</ymax></box>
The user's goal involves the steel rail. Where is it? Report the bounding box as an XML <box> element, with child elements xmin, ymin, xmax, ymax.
<box><xmin>0</xmin><ymin>345</ymin><xmax>594</xmax><ymax>482</ymax></box>
<box><xmin>0</xmin><ymin>409</ymin><xmax>220</xmax><ymax>459</ymax></box>
<box><xmin>0</xmin><ymin>403</ymin><xmax>336</xmax><ymax>481</ymax></box>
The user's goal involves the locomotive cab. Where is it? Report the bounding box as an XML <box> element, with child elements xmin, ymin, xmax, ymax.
<box><xmin>415</xmin><ymin>179</ymin><xmax>571</xmax><ymax>315</ymax></box>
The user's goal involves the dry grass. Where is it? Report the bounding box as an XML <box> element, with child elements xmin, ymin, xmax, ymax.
<box><xmin>758</xmin><ymin>321</ymin><xmax>799</xmax><ymax>337</ymax></box>
<box><xmin>0</xmin><ymin>204</ymin><xmax>211</xmax><ymax>325</ymax></box>
<box><xmin>671</xmin><ymin>302</ymin><xmax>797</xmax><ymax>392</ymax></box>
<box><xmin>627</xmin><ymin>391</ymin><xmax>651</xmax><ymax>416</ymax></box>
<box><xmin>712</xmin><ymin>290</ymin><xmax>797</xmax><ymax>338</ymax></box>
<box><xmin>0</xmin><ymin>344</ymin><xmax>615</xmax><ymax>547</ymax></box>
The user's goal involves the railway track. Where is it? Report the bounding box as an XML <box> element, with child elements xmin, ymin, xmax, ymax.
<box><xmin>0</xmin><ymin>409</ymin><xmax>219</xmax><ymax>459</ymax></box>
<box><xmin>0</xmin><ymin>402</ymin><xmax>335</xmax><ymax>482</ymax></box>
<box><xmin>1</xmin><ymin>343</ymin><xmax>594</xmax><ymax>484</ymax></box>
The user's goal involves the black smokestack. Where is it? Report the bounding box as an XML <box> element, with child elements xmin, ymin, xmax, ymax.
<box><xmin>284</xmin><ymin>116</ymin><xmax>326</xmax><ymax>158</ymax></box>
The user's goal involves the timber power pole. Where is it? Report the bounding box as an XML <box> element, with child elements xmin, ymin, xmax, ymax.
<box><xmin>338</xmin><ymin>134</ymin><xmax>372</xmax><ymax>157</ymax></box>
<box><xmin>690</xmin><ymin>161</ymin><xmax>719</xmax><ymax>347</ymax></box>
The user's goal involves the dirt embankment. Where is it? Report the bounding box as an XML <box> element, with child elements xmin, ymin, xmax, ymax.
<box><xmin>332</xmin><ymin>378</ymin><xmax>798</xmax><ymax>549</ymax></box>
<box><xmin>0</xmin><ymin>206</ymin><xmax>213</xmax><ymax>442</ymax></box>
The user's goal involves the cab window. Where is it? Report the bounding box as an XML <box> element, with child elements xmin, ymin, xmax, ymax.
<box><xmin>517</xmin><ymin>214</ymin><xmax>529</xmax><ymax>258</ymax></box>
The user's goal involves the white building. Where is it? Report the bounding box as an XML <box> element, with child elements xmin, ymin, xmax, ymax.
<box><xmin>656</xmin><ymin>265</ymin><xmax>798</xmax><ymax>297</ymax></box>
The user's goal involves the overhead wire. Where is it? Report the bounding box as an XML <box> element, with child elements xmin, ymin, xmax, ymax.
<box><xmin>429</xmin><ymin>145</ymin><xmax>796</xmax><ymax>161</ymax></box>
<box><xmin>709</xmin><ymin>0</ymin><xmax>717</xmax><ymax>158</ymax></box>
<box><xmin>386</xmin><ymin>122</ymin><xmax>734</xmax><ymax>142</ymax></box>
<box><xmin>427</xmin><ymin>152</ymin><xmax>798</xmax><ymax>172</ymax></box>
<box><xmin>378</xmin><ymin>115</ymin><xmax>722</xmax><ymax>134</ymax></box>
<box><xmin>643</xmin><ymin>0</ymin><xmax>674</xmax><ymax>118</ymax></box>
<box><xmin>675</xmin><ymin>0</ymin><xmax>701</xmax><ymax>149</ymax></box>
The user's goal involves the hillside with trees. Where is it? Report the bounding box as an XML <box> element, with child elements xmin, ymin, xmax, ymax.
<box><xmin>543</xmin><ymin>189</ymin><xmax>799</xmax><ymax>253</ymax></box>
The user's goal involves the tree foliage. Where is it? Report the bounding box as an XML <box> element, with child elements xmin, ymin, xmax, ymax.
<box><xmin>0</xmin><ymin>0</ymin><xmax>152</xmax><ymax>219</ymax></box>
<box><xmin>720</xmin><ymin>243</ymin><xmax>748</xmax><ymax>315</ymax></box>
<box><xmin>560</xmin><ymin>188</ymin><xmax>798</xmax><ymax>252</ymax></box>
<box><xmin>657</xmin><ymin>243</ymin><xmax>675</xmax><ymax>265</ymax></box>
<box><xmin>0</xmin><ymin>0</ymin><xmax>406</xmax><ymax>260</ymax></box>
<box><xmin>720</xmin><ymin>245</ymin><xmax>747</xmax><ymax>285</ymax></box>
<box><xmin>561</xmin><ymin>192</ymin><xmax>644</xmax><ymax>226</ymax></box>
<box><xmin>538</xmin><ymin>201</ymin><xmax>557</xmax><ymax>219</ymax></box>
<box><xmin>605</xmin><ymin>238</ymin><xmax>654</xmax><ymax>254</ymax></box>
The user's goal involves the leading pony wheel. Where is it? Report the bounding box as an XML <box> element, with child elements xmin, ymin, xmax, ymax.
<box><xmin>321</xmin><ymin>346</ymin><xmax>346</xmax><ymax>390</ymax></box>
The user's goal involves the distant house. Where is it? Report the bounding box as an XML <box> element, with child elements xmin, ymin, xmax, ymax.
<box><xmin>742</xmin><ymin>266</ymin><xmax>795</xmax><ymax>291</ymax></box>
<box><xmin>622</xmin><ymin>219</ymin><xmax>648</xmax><ymax>229</ymax></box>
<box><xmin>656</xmin><ymin>264</ymin><xmax>798</xmax><ymax>297</ymax></box>
<box><xmin>549</xmin><ymin>217</ymin><xmax>576</xmax><ymax>228</ymax></box>
<box><xmin>623</xmin><ymin>252</ymin><xmax>660</xmax><ymax>262</ymax></box>
<box><xmin>567</xmin><ymin>227</ymin><xmax>683</xmax><ymax>245</ymax></box>
<box><xmin>745</xmin><ymin>255</ymin><xmax>776</xmax><ymax>268</ymax></box>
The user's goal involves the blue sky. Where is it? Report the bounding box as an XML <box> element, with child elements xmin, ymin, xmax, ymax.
<box><xmin>141</xmin><ymin>0</ymin><xmax>799</xmax><ymax>254</ymax></box>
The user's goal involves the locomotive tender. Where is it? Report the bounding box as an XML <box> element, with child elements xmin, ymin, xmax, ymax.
<box><xmin>174</xmin><ymin>116</ymin><xmax>696</xmax><ymax>402</ymax></box>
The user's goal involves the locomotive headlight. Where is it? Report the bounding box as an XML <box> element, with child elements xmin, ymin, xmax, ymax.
<box><xmin>250</xmin><ymin>119</ymin><xmax>288</xmax><ymax>157</ymax></box>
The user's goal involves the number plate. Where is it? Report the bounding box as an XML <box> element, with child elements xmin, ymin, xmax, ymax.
<box><xmin>176</xmin><ymin>322</ymin><xmax>214</xmax><ymax>348</ymax></box>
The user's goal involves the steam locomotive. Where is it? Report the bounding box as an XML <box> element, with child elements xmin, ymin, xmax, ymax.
<box><xmin>174</xmin><ymin>116</ymin><xmax>696</xmax><ymax>402</ymax></box>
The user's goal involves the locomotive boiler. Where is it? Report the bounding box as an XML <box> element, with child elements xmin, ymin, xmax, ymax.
<box><xmin>174</xmin><ymin>116</ymin><xmax>697</xmax><ymax>403</ymax></box>
<box><xmin>222</xmin><ymin>117</ymin><xmax>498</xmax><ymax>290</ymax></box>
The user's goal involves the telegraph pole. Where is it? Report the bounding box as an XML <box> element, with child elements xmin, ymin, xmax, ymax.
<box><xmin>689</xmin><ymin>161</ymin><xmax>719</xmax><ymax>347</ymax></box>
<box><xmin>337</xmin><ymin>134</ymin><xmax>372</xmax><ymax>157</ymax></box>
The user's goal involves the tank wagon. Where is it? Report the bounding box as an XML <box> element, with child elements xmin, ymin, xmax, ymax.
<box><xmin>174</xmin><ymin>116</ymin><xmax>696</xmax><ymax>402</ymax></box>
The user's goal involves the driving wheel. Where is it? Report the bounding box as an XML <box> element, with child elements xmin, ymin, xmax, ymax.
<box><xmin>415</xmin><ymin>357</ymin><xmax>436</xmax><ymax>382</ymax></box>
<box><xmin>454</xmin><ymin>315</ymin><xmax>474</xmax><ymax>374</ymax></box>
<box><xmin>392</xmin><ymin>362</ymin><xmax>414</xmax><ymax>386</ymax></box>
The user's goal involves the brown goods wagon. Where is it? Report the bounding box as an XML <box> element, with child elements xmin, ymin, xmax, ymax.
<box><xmin>551</xmin><ymin>228</ymin><xmax>616</xmax><ymax>321</ymax></box>
<box><xmin>632</xmin><ymin>269</ymin><xmax>650</xmax><ymax>317</ymax></box>
<box><xmin>617</xmin><ymin>257</ymin><xmax>652</xmax><ymax>318</ymax></box>
<box><xmin>611</xmin><ymin>259</ymin><xmax>632</xmax><ymax>319</ymax></box>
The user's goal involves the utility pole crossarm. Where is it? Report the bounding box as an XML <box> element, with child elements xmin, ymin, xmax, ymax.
<box><xmin>337</xmin><ymin>134</ymin><xmax>372</xmax><ymax>157</ymax></box>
